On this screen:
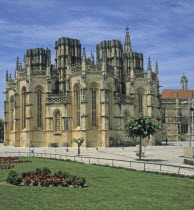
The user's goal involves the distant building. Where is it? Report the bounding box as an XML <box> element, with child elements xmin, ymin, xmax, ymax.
<box><xmin>161</xmin><ymin>75</ymin><xmax>194</xmax><ymax>141</ymax></box>
<box><xmin>4</xmin><ymin>27</ymin><xmax>161</xmax><ymax>147</ymax></box>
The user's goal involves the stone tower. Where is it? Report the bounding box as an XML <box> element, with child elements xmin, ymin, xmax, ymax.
<box><xmin>180</xmin><ymin>74</ymin><xmax>188</xmax><ymax>90</ymax></box>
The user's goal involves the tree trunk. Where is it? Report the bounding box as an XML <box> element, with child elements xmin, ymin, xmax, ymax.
<box><xmin>139</xmin><ymin>136</ymin><xmax>142</xmax><ymax>160</ymax></box>
<box><xmin>78</xmin><ymin>145</ymin><xmax>80</xmax><ymax>156</ymax></box>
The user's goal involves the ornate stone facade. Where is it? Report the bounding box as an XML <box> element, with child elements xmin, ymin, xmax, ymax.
<box><xmin>161</xmin><ymin>75</ymin><xmax>194</xmax><ymax>141</ymax></box>
<box><xmin>4</xmin><ymin>28</ymin><xmax>161</xmax><ymax>147</ymax></box>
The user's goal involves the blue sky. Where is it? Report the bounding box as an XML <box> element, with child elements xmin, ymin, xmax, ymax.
<box><xmin>0</xmin><ymin>0</ymin><xmax>194</xmax><ymax>118</ymax></box>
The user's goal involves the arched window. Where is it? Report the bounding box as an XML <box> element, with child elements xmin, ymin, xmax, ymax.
<box><xmin>92</xmin><ymin>88</ymin><xmax>97</xmax><ymax>126</ymax></box>
<box><xmin>10</xmin><ymin>96</ymin><xmax>14</xmax><ymax>131</ymax></box>
<box><xmin>54</xmin><ymin>111</ymin><xmax>61</xmax><ymax>133</ymax></box>
<box><xmin>37</xmin><ymin>89</ymin><xmax>42</xmax><ymax>128</ymax></box>
<box><xmin>138</xmin><ymin>88</ymin><xmax>144</xmax><ymax>114</ymax></box>
<box><xmin>22</xmin><ymin>87</ymin><xmax>26</xmax><ymax>129</ymax></box>
<box><xmin>181</xmin><ymin>117</ymin><xmax>188</xmax><ymax>134</ymax></box>
<box><xmin>108</xmin><ymin>88</ymin><xmax>113</xmax><ymax>130</ymax></box>
<box><xmin>76</xmin><ymin>88</ymin><xmax>80</xmax><ymax>126</ymax></box>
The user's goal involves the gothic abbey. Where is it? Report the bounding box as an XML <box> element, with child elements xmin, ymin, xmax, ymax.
<box><xmin>4</xmin><ymin>27</ymin><xmax>162</xmax><ymax>147</ymax></box>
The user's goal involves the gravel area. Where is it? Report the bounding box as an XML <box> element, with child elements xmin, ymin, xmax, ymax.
<box><xmin>1</xmin><ymin>142</ymin><xmax>194</xmax><ymax>175</ymax></box>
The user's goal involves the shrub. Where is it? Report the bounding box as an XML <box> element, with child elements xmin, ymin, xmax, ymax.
<box><xmin>36</xmin><ymin>168</ymin><xmax>42</xmax><ymax>174</ymax></box>
<box><xmin>24</xmin><ymin>179</ymin><xmax>31</xmax><ymax>186</ymax></box>
<box><xmin>33</xmin><ymin>179</ymin><xmax>39</xmax><ymax>186</ymax></box>
<box><xmin>76</xmin><ymin>177</ymin><xmax>86</xmax><ymax>187</ymax></box>
<box><xmin>52</xmin><ymin>179</ymin><xmax>59</xmax><ymax>187</ymax></box>
<box><xmin>48</xmin><ymin>143</ymin><xmax>58</xmax><ymax>147</ymax></box>
<box><xmin>6</xmin><ymin>171</ymin><xmax>22</xmax><ymax>185</ymax></box>
<box><xmin>64</xmin><ymin>178</ymin><xmax>71</xmax><ymax>186</ymax></box>
<box><xmin>44</xmin><ymin>180</ymin><xmax>50</xmax><ymax>187</ymax></box>
<box><xmin>62</xmin><ymin>171</ymin><xmax>70</xmax><ymax>178</ymax></box>
<box><xmin>40</xmin><ymin>180</ymin><xmax>45</xmax><ymax>187</ymax></box>
<box><xmin>42</xmin><ymin>167</ymin><xmax>51</xmax><ymax>175</ymax></box>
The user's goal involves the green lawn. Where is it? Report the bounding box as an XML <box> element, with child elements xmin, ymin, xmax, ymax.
<box><xmin>0</xmin><ymin>157</ymin><xmax>194</xmax><ymax>210</ymax></box>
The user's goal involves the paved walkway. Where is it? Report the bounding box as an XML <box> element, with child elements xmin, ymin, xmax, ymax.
<box><xmin>1</xmin><ymin>142</ymin><xmax>194</xmax><ymax>175</ymax></box>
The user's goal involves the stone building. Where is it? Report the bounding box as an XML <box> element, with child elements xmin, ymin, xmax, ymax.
<box><xmin>4</xmin><ymin>27</ymin><xmax>161</xmax><ymax>147</ymax></box>
<box><xmin>161</xmin><ymin>75</ymin><xmax>194</xmax><ymax>141</ymax></box>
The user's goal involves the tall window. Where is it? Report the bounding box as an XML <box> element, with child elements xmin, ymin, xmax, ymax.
<box><xmin>10</xmin><ymin>96</ymin><xmax>14</xmax><ymax>131</ymax></box>
<box><xmin>37</xmin><ymin>89</ymin><xmax>42</xmax><ymax>128</ymax></box>
<box><xmin>76</xmin><ymin>88</ymin><xmax>80</xmax><ymax>126</ymax></box>
<box><xmin>181</xmin><ymin>117</ymin><xmax>188</xmax><ymax>134</ymax></box>
<box><xmin>92</xmin><ymin>89</ymin><xmax>97</xmax><ymax>126</ymax></box>
<box><xmin>138</xmin><ymin>89</ymin><xmax>143</xmax><ymax>113</ymax></box>
<box><xmin>64</xmin><ymin>118</ymin><xmax>68</xmax><ymax>131</ymax></box>
<box><xmin>22</xmin><ymin>87</ymin><xmax>26</xmax><ymax>129</ymax></box>
<box><xmin>108</xmin><ymin>90</ymin><xmax>113</xmax><ymax>130</ymax></box>
<box><xmin>55</xmin><ymin>111</ymin><xmax>61</xmax><ymax>133</ymax></box>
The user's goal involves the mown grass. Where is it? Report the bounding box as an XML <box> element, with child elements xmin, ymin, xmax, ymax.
<box><xmin>0</xmin><ymin>157</ymin><xmax>194</xmax><ymax>210</ymax></box>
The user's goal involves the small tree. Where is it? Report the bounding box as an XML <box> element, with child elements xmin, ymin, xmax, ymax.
<box><xmin>124</xmin><ymin>115</ymin><xmax>159</xmax><ymax>160</ymax></box>
<box><xmin>73</xmin><ymin>138</ymin><xmax>84</xmax><ymax>156</ymax></box>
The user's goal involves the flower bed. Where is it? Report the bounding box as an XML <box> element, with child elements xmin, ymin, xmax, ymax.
<box><xmin>0</xmin><ymin>163</ymin><xmax>15</xmax><ymax>170</ymax></box>
<box><xmin>0</xmin><ymin>157</ymin><xmax>32</xmax><ymax>164</ymax></box>
<box><xmin>6</xmin><ymin>167</ymin><xmax>86</xmax><ymax>188</ymax></box>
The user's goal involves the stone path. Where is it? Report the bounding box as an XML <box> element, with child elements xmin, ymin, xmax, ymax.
<box><xmin>1</xmin><ymin>142</ymin><xmax>194</xmax><ymax>175</ymax></box>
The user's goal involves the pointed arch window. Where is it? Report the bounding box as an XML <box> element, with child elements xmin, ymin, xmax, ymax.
<box><xmin>22</xmin><ymin>87</ymin><xmax>26</xmax><ymax>129</ymax></box>
<box><xmin>138</xmin><ymin>89</ymin><xmax>144</xmax><ymax>114</ymax></box>
<box><xmin>76</xmin><ymin>88</ymin><xmax>80</xmax><ymax>126</ymax></box>
<box><xmin>55</xmin><ymin>111</ymin><xmax>61</xmax><ymax>133</ymax></box>
<box><xmin>181</xmin><ymin>117</ymin><xmax>188</xmax><ymax>134</ymax></box>
<box><xmin>37</xmin><ymin>89</ymin><xmax>42</xmax><ymax>128</ymax></box>
<box><xmin>108</xmin><ymin>89</ymin><xmax>113</xmax><ymax>130</ymax></box>
<box><xmin>92</xmin><ymin>88</ymin><xmax>97</xmax><ymax>126</ymax></box>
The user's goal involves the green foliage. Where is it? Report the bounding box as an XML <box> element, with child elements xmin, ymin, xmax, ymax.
<box><xmin>124</xmin><ymin>115</ymin><xmax>159</xmax><ymax>139</ymax></box>
<box><xmin>6</xmin><ymin>171</ymin><xmax>22</xmax><ymax>185</ymax></box>
<box><xmin>36</xmin><ymin>168</ymin><xmax>42</xmax><ymax>174</ymax></box>
<box><xmin>42</xmin><ymin>167</ymin><xmax>51</xmax><ymax>175</ymax></box>
<box><xmin>44</xmin><ymin>180</ymin><xmax>50</xmax><ymax>187</ymax></box>
<box><xmin>32</xmin><ymin>179</ymin><xmax>39</xmax><ymax>186</ymax></box>
<box><xmin>73</xmin><ymin>137</ymin><xmax>84</xmax><ymax>146</ymax></box>
<box><xmin>24</xmin><ymin>179</ymin><xmax>31</xmax><ymax>186</ymax></box>
<box><xmin>48</xmin><ymin>143</ymin><xmax>58</xmax><ymax>147</ymax></box>
<box><xmin>52</xmin><ymin>179</ymin><xmax>59</xmax><ymax>187</ymax></box>
<box><xmin>0</xmin><ymin>118</ymin><xmax>4</xmax><ymax>130</ymax></box>
<box><xmin>76</xmin><ymin>177</ymin><xmax>86</xmax><ymax>187</ymax></box>
<box><xmin>1</xmin><ymin>157</ymin><xmax>194</xmax><ymax>209</ymax></box>
<box><xmin>72</xmin><ymin>137</ymin><xmax>84</xmax><ymax>155</ymax></box>
<box><xmin>124</xmin><ymin>115</ymin><xmax>159</xmax><ymax>160</ymax></box>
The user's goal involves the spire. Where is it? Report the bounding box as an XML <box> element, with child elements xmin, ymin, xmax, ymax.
<box><xmin>180</xmin><ymin>74</ymin><xmax>188</xmax><ymax>90</ymax></box>
<box><xmin>155</xmin><ymin>61</ymin><xmax>159</xmax><ymax>74</ymax></box>
<box><xmin>16</xmin><ymin>57</ymin><xmax>19</xmax><ymax>70</ymax></box>
<box><xmin>82</xmin><ymin>47</ymin><xmax>86</xmax><ymax>60</ymax></box>
<box><xmin>124</xmin><ymin>26</ymin><xmax>132</xmax><ymax>53</ymax></box>
<box><xmin>6</xmin><ymin>70</ymin><xmax>8</xmax><ymax>81</ymax></box>
<box><xmin>9</xmin><ymin>73</ymin><xmax>12</xmax><ymax>80</ymax></box>
<box><xmin>147</xmin><ymin>57</ymin><xmax>152</xmax><ymax>71</ymax></box>
<box><xmin>91</xmin><ymin>51</ymin><xmax>94</xmax><ymax>65</ymax></box>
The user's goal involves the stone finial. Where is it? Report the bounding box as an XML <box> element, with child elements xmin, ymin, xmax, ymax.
<box><xmin>91</xmin><ymin>51</ymin><xmax>95</xmax><ymax>65</ymax></box>
<box><xmin>6</xmin><ymin>70</ymin><xmax>9</xmax><ymax>81</ymax></box>
<box><xmin>155</xmin><ymin>61</ymin><xmax>159</xmax><ymax>74</ymax></box>
<box><xmin>180</xmin><ymin>74</ymin><xmax>188</xmax><ymax>90</ymax></box>
<box><xmin>15</xmin><ymin>57</ymin><xmax>19</xmax><ymax>70</ymax></box>
<box><xmin>124</xmin><ymin>26</ymin><xmax>132</xmax><ymax>53</ymax></box>
<box><xmin>82</xmin><ymin>47</ymin><xmax>86</xmax><ymax>60</ymax></box>
<box><xmin>9</xmin><ymin>73</ymin><xmax>12</xmax><ymax>80</ymax></box>
<box><xmin>147</xmin><ymin>57</ymin><xmax>152</xmax><ymax>71</ymax></box>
